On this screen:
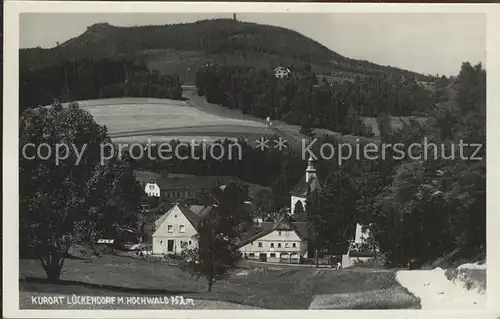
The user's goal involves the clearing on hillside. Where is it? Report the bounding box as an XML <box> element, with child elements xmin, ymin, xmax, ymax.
<box><xmin>73</xmin><ymin>97</ymin><xmax>272</xmax><ymax>144</ymax></box>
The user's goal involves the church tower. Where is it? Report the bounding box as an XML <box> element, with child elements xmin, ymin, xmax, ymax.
<box><xmin>305</xmin><ymin>155</ymin><xmax>317</xmax><ymax>183</ymax></box>
<box><xmin>233</xmin><ymin>13</ymin><xmax>237</xmax><ymax>21</ymax></box>
<box><xmin>290</xmin><ymin>155</ymin><xmax>321</xmax><ymax>216</ymax></box>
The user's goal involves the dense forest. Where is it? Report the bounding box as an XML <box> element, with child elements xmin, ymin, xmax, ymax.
<box><xmin>303</xmin><ymin>62</ymin><xmax>486</xmax><ymax>266</ymax></box>
<box><xmin>19</xmin><ymin>57</ymin><xmax>182</xmax><ymax>113</ymax></box>
<box><xmin>195</xmin><ymin>63</ymin><xmax>438</xmax><ymax>135</ymax></box>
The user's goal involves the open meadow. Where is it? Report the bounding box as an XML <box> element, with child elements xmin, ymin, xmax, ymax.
<box><xmin>19</xmin><ymin>254</ymin><xmax>420</xmax><ymax>310</ymax></box>
<box><xmin>74</xmin><ymin>97</ymin><xmax>272</xmax><ymax>145</ymax></box>
<box><xmin>68</xmin><ymin>87</ymin><xmax>382</xmax><ymax>148</ymax></box>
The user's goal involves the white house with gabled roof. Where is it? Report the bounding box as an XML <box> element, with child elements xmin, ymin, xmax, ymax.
<box><xmin>237</xmin><ymin>215</ymin><xmax>308</xmax><ymax>263</ymax></box>
<box><xmin>152</xmin><ymin>203</ymin><xmax>213</xmax><ymax>255</ymax></box>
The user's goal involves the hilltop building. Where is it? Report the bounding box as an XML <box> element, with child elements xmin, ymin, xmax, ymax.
<box><xmin>274</xmin><ymin>66</ymin><xmax>291</xmax><ymax>79</ymax></box>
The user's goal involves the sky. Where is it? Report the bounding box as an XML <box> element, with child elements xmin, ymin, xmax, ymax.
<box><xmin>20</xmin><ymin>13</ymin><xmax>485</xmax><ymax>76</ymax></box>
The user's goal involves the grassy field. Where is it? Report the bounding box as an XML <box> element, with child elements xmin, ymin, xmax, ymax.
<box><xmin>20</xmin><ymin>254</ymin><xmax>420</xmax><ymax>310</ymax></box>
<box><xmin>70</xmin><ymin>86</ymin><xmax>383</xmax><ymax>148</ymax></box>
<box><xmin>74</xmin><ymin>97</ymin><xmax>272</xmax><ymax>145</ymax></box>
<box><xmin>67</xmin><ymin>86</ymin><xmax>387</xmax><ymax>150</ymax></box>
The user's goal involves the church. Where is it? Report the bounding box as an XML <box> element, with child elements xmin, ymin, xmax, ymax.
<box><xmin>237</xmin><ymin>156</ymin><xmax>372</xmax><ymax>264</ymax></box>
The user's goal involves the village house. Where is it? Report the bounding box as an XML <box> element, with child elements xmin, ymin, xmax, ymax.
<box><xmin>236</xmin><ymin>157</ymin><xmax>320</xmax><ymax>263</ymax></box>
<box><xmin>237</xmin><ymin>215</ymin><xmax>308</xmax><ymax>263</ymax></box>
<box><xmin>144</xmin><ymin>182</ymin><xmax>161</xmax><ymax>197</ymax></box>
<box><xmin>150</xmin><ymin>184</ymin><xmax>253</xmax><ymax>255</ymax></box>
<box><xmin>152</xmin><ymin>203</ymin><xmax>214</xmax><ymax>255</ymax></box>
<box><xmin>134</xmin><ymin>170</ymin><xmax>241</xmax><ymax>204</ymax></box>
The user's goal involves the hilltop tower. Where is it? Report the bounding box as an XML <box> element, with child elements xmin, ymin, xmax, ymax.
<box><xmin>233</xmin><ymin>13</ymin><xmax>237</xmax><ymax>21</ymax></box>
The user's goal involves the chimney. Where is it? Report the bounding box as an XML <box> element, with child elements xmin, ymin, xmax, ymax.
<box><xmin>305</xmin><ymin>155</ymin><xmax>316</xmax><ymax>183</ymax></box>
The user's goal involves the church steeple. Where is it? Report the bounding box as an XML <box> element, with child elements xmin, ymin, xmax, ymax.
<box><xmin>305</xmin><ymin>155</ymin><xmax>316</xmax><ymax>183</ymax></box>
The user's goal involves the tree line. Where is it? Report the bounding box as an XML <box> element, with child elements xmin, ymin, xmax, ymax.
<box><xmin>130</xmin><ymin>137</ymin><xmax>284</xmax><ymax>187</ymax></box>
<box><xmin>20</xmin><ymin>57</ymin><xmax>183</xmax><ymax>113</ymax></box>
<box><xmin>195</xmin><ymin>63</ymin><xmax>438</xmax><ymax>137</ymax></box>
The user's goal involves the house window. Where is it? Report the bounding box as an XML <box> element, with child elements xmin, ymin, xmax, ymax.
<box><xmin>168</xmin><ymin>225</ymin><xmax>173</xmax><ymax>233</ymax></box>
<box><xmin>258</xmin><ymin>242</ymin><xmax>263</xmax><ymax>247</ymax></box>
<box><xmin>160</xmin><ymin>240</ymin><xmax>164</xmax><ymax>245</ymax></box>
<box><xmin>270</xmin><ymin>253</ymin><xmax>276</xmax><ymax>257</ymax></box>
<box><xmin>278</xmin><ymin>231</ymin><xmax>282</xmax><ymax>236</ymax></box>
<box><xmin>278</xmin><ymin>243</ymin><xmax>282</xmax><ymax>248</ymax></box>
<box><xmin>285</xmin><ymin>243</ymin><xmax>289</xmax><ymax>248</ymax></box>
<box><xmin>292</xmin><ymin>243</ymin><xmax>296</xmax><ymax>248</ymax></box>
<box><xmin>189</xmin><ymin>240</ymin><xmax>192</xmax><ymax>245</ymax></box>
<box><xmin>179</xmin><ymin>225</ymin><xmax>185</xmax><ymax>233</ymax></box>
<box><xmin>271</xmin><ymin>243</ymin><xmax>274</xmax><ymax>248</ymax></box>
<box><xmin>249</xmin><ymin>253</ymin><xmax>255</xmax><ymax>257</ymax></box>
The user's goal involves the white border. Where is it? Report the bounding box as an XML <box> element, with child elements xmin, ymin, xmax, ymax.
<box><xmin>4</xmin><ymin>2</ymin><xmax>500</xmax><ymax>319</ymax></box>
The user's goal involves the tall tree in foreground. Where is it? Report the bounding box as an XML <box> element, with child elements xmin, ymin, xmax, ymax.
<box><xmin>181</xmin><ymin>215</ymin><xmax>240</xmax><ymax>292</ymax></box>
<box><xmin>19</xmin><ymin>101</ymin><xmax>142</xmax><ymax>281</ymax></box>
<box><xmin>180</xmin><ymin>183</ymin><xmax>246</xmax><ymax>292</ymax></box>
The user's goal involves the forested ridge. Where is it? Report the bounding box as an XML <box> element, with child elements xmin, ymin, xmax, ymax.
<box><xmin>20</xmin><ymin>19</ymin><xmax>433</xmax><ymax>81</ymax></box>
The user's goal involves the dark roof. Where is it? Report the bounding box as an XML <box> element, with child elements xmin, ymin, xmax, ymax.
<box><xmin>290</xmin><ymin>222</ymin><xmax>308</xmax><ymax>240</ymax></box>
<box><xmin>290</xmin><ymin>175</ymin><xmax>322</xmax><ymax>197</ymax></box>
<box><xmin>237</xmin><ymin>215</ymin><xmax>308</xmax><ymax>248</ymax></box>
<box><xmin>134</xmin><ymin>170</ymin><xmax>160</xmax><ymax>183</ymax></box>
<box><xmin>154</xmin><ymin>175</ymin><xmax>239</xmax><ymax>191</ymax></box>
<box><xmin>154</xmin><ymin>204</ymin><xmax>214</xmax><ymax>230</ymax></box>
<box><xmin>189</xmin><ymin>205</ymin><xmax>205</xmax><ymax>215</ymax></box>
<box><xmin>349</xmin><ymin>251</ymin><xmax>376</xmax><ymax>258</ymax></box>
<box><xmin>177</xmin><ymin>204</ymin><xmax>214</xmax><ymax>229</ymax></box>
<box><xmin>263</xmin><ymin>216</ymin><xmax>275</xmax><ymax>222</ymax></box>
<box><xmin>142</xmin><ymin>203</ymin><xmax>175</xmax><ymax>223</ymax></box>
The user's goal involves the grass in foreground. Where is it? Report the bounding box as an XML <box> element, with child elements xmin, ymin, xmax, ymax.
<box><xmin>20</xmin><ymin>254</ymin><xmax>420</xmax><ymax>309</ymax></box>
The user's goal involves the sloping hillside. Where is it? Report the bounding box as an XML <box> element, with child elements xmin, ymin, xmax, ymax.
<box><xmin>20</xmin><ymin>19</ymin><xmax>430</xmax><ymax>83</ymax></box>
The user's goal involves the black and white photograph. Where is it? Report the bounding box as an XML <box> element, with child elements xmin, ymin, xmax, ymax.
<box><xmin>3</xmin><ymin>2</ymin><xmax>496</xmax><ymax>317</ymax></box>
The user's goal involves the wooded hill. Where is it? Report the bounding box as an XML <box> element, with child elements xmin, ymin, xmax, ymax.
<box><xmin>20</xmin><ymin>19</ymin><xmax>434</xmax><ymax>83</ymax></box>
